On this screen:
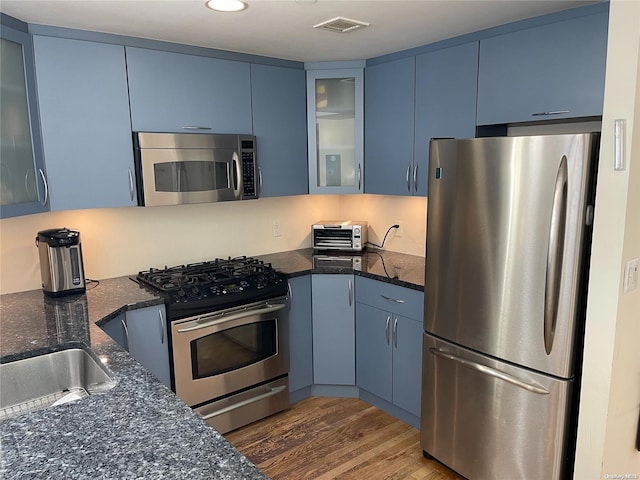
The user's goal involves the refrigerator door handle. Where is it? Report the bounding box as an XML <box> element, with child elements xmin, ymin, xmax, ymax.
<box><xmin>428</xmin><ymin>348</ymin><xmax>550</xmax><ymax>395</ymax></box>
<box><xmin>544</xmin><ymin>155</ymin><xmax>568</xmax><ymax>355</ymax></box>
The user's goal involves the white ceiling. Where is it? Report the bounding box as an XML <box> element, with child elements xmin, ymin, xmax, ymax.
<box><xmin>1</xmin><ymin>0</ymin><xmax>599</xmax><ymax>62</ymax></box>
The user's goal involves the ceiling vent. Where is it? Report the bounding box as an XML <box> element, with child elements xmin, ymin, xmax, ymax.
<box><xmin>313</xmin><ymin>17</ymin><xmax>370</xmax><ymax>34</ymax></box>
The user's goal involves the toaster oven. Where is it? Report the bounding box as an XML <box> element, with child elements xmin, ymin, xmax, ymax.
<box><xmin>312</xmin><ymin>221</ymin><xmax>368</xmax><ymax>252</ymax></box>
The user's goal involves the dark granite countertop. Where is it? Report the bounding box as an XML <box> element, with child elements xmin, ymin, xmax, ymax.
<box><xmin>258</xmin><ymin>248</ymin><xmax>425</xmax><ymax>291</ymax></box>
<box><xmin>0</xmin><ymin>278</ymin><xmax>268</xmax><ymax>480</ymax></box>
<box><xmin>0</xmin><ymin>248</ymin><xmax>424</xmax><ymax>479</ymax></box>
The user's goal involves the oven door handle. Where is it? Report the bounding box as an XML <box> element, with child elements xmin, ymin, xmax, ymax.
<box><xmin>176</xmin><ymin>303</ymin><xmax>286</xmax><ymax>333</ymax></box>
<box><xmin>200</xmin><ymin>385</ymin><xmax>287</xmax><ymax>421</ymax></box>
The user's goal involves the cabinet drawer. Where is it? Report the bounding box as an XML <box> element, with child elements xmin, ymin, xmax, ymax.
<box><xmin>355</xmin><ymin>276</ymin><xmax>423</xmax><ymax>321</ymax></box>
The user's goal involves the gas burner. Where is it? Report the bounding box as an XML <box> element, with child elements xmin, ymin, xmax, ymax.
<box><xmin>136</xmin><ymin>256</ymin><xmax>287</xmax><ymax>313</ymax></box>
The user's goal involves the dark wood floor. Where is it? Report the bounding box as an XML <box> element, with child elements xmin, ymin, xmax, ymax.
<box><xmin>225</xmin><ymin>396</ymin><xmax>463</xmax><ymax>480</ymax></box>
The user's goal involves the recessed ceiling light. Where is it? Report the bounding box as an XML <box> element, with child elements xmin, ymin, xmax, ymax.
<box><xmin>205</xmin><ymin>0</ymin><xmax>248</xmax><ymax>12</ymax></box>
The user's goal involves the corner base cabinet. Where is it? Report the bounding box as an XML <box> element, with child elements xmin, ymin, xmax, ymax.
<box><xmin>312</xmin><ymin>274</ymin><xmax>355</xmax><ymax>385</ymax></box>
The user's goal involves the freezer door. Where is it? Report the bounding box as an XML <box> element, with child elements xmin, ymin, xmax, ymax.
<box><xmin>425</xmin><ymin>133</ymin><xmax>597</xmax><ymax>378</ymax></box>
<box><xmin>421</xmin><ymin>333</ymin><xmax>573</xmax><ymax>480</ymax></box>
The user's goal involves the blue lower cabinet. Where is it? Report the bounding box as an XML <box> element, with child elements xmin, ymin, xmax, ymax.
<box><xmin>355</xmin><ymin>276</ymin><xmax>423</xmax><ymax>421</ymax></box>
<box><xmin>100</xmin><ymin>313</ymin><xmax>128</xmax><ymax>351</ymax></box>
<box><xmin>356</xmin><ymin>303</ymin><xmax>393</xmax><ymax>402</ymax></box>
<box><xmin>100</xmin><ymin>305</ymin><xmax>171</xmax><ymax>389</ymax></box>
<box><xmin>356</xmin><ymin>303</ymin><xmax>423</xmax><ymax>419</ymax></box>
<box><xmin>312</xmin><ymin>274</ymin><xmax>355</xmax><ymax>385</ymax></box>
<box><xmin>288</xmin><ymin>275</ymin><xmax>313</xmax><ymax>393</ymax></box>
<box><xmin>125</xmin><ymin>305</ymin><xmax>171</xmax><ymax>388</ymax></box>
<box><xmin>390</xmin><ymin>314</ymin><xmax>423</xmax><ymax>417</ymax></box>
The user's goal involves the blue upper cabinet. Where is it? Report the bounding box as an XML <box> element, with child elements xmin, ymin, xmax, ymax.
<box><xmin>307</xmin><ymin>67</ymin><xmax>364</xmax><ymax>194</ymax></box>
<box><xmin>33</xmin><ymin>35</ymin><xmax>137</xmax><ymax>210</ymax></box>
<box><xmin>126</xmin><ymin>47</ymin><xmax>252</xmax><ymax>134</ymax></box>
<box><xmin>364</xmin><ymin>57</ymin><xmax>415</xmax><ymax>196</ymax></box>
<box><xmin>250</xmin><ymin>64</ymin><xmax>308</xmax><ymax>197</ymax></box>
<box><xmin>477</xmin><ymin>10</ymin><xmax>609</xmax><ymax>125</ymax></box>
<box><xmin>414</xmin><ymin>42</ymin><xmax>479</xmax><ymax>197</ymax></box>
<box><xmin>0</xmin><ymin>23</ymin><xmax>49</xmax><ymax>218</ymax></box>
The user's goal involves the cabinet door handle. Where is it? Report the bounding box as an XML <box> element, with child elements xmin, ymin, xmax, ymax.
<box><xmin>348</xmin><ymin>279</ymin><xmax>353</xmax><ymax>306</ymax></box>
<box><xmin>38</xmin><ymin>169</ymin><xmax>49</xmax><ymax>206</ymax></box>
<box><xmin>159</xmin><ymin>308</ymin><xmax>166</xmax><ymax>345</ymax></box>
<box><xmin>531</xmin><ymin>110</ymin><xmax>570</xmax><ymax>117</ymax></box>
<box><xmin>385</xmin><ymin>316</ymin><xmax>391</xmax><ymax>345</ymax></box>
<box><xmin>357</xmin><ymin>164</ymin><xmax>362</xmax><ymax>191</ymax></box>
<box><xmin>121</xmin><ymin>317</ymin><xmax>130</xmax><ymax>350</ymax></box>
<box><xmin>413</xmin><ymin>163</ymin><xmax>419</xmax><ymax>193</ymax></box>
<box><xmin>406</xmin><ymin>164</ymin><xmax>412</xmax><ymax>192</ymax></box>
<box><xmin>128</xmin><ymin>168</ymin><xmax>135</xmax><ymax>202</ymax></box>
<box><xmin>381</xmin><ymin>294</ymin><xmax>404</xmax><ymax>304</ymax></box>
<box><xmin>181</xmin><ymin>126</ymin><xmax>212</xmax><ymax>130</ymax></box>
<box><xmin>258</xmin><ymin>166</ymin><xmax>263</xmax><ymax>195</ymax></box>
<box><xmin>393</xmin><ymin>317</ymin><xmax>398</xmax><ymax>348</ymax></box>
<box><xmin>287</xmin><ymin>281</ymin><xmax>292</xmax><ymax>312</ymax></box>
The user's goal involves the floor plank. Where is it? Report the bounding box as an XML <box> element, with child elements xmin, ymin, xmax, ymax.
<box><xmin>225</xmin><ymin>397</ymin><xmax>463</xmax><ymax>480</ymax></box>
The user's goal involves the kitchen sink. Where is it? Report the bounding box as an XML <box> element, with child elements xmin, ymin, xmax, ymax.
<box><xmin>0</xmin><ymin>348</ymin><xmax>116</xmax><ymax>421</ymax></box>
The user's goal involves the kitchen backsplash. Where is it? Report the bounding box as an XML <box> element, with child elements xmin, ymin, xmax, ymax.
<box><xmin>0</xmin><ymin>194</ymin><xmax>427</xmax><ymax>294</ymax></box>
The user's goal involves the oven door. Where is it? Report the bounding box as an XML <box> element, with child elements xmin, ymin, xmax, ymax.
<box><xmin>171</xmin><ymin>298</ymin><xmax>289</xmax><ymax>407</ymax></box>
<box><xmin>139</xmin><ymin>146</ymin><xmax>242</xmax><ymax>206</ymax></box>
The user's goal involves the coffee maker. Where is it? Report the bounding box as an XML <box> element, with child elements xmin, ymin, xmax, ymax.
<box><xmin>36</xmin><ymin>228</ymin><xmax>86</xmax><ymax>297</ymax></box>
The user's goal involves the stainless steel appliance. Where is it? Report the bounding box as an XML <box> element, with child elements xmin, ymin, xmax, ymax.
<box><xmin>35</xmin><ymin>228</ymin><xmax>86</xmax><ymax>297</ymax></box>
<box><xmin>421</xmin><ymin>133</ymin><xmax>599</xmax><ymax>480</ymax></box>
<box><xmin>135</xmin><ymin>257</ymin><xmax>289</xmax><ymax>434</ymax></box>
<box><xmin>312</xmin><ymin>221</ymin><xmax>368</xmax><ymax>251</ymax></box>
<box><xmin>133</xmin><ymin>132</ymin><xmax>258</xmax><ymax>207</ymax></box>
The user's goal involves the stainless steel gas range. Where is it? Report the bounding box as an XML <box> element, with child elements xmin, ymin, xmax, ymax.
<box><xmin>135</xmin><ymin>256</ymin><xmax>290</xmax><ymax>434</ymax></box>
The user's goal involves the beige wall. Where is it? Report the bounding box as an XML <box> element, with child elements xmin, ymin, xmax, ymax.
<box><xmin>0</xmin><ymin>194</ymin><xmax>427</xmax><ymax>294</ymax></box>
<box><xmin>575</xmin><ymin>1</ymin><xmax>640</xmax><ymax>477</ymax></box>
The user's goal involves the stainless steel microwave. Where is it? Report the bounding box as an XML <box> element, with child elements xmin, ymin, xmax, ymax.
<box><xmin>133</xmin><ymin>132</ymin><xmax>258</xmax><ymax>207</ymax></box>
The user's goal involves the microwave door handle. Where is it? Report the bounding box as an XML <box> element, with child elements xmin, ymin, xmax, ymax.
<box><xmin>232</xmin><ymin>152</ymin><xmax>242</xmax><ymax>199</ymax></box>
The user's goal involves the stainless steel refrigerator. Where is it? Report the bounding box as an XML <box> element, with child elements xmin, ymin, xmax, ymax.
<box><xmin>420</xmin><ymin>133</ymin><xmax>599</xmax><ymax>480</ymax></box>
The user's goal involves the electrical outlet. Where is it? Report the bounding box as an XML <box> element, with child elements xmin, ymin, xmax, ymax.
<box><xmin>623</xmin><ymin>257</ymin><xmax>640</xmax><ymax>293</ymax></box>
<box><xmin>272</xmin><ymin>220</ymin><xmax>282</xmax><ymax>237</ymax></box>
<box><xmin>395</xmin><ymin>224</ymin><xmax>403</xmax><ymax>238</ymax></box>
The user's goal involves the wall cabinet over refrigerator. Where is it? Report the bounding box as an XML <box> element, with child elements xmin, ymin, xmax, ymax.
<box><xmin>126</xmin><ymin>47</ymin><xmax>252</xmax><ymax>134</ymax></box>
<box><xmin>32</xmin><ymin>35</ymin><xmax>137</xmax><ymax>211</ymax></box>
<box><xmin>250</xmin><ymin>64</ymin><xmax>308</xmax><ymax>197</ymax></box>
<box><xmin>306</xmin><ymin>67</ymin><xmax>364</xmax><ymax>194</ymax></box>
<box><xmin>414</xmin><ymin>41</ymin><xmax>479</xmax><ymax>196</ymax></box>
<box><xmin>1</xmin><ymin>24</ymin><xmax>48</xmax><ymax>218</ymax></box>
<box><xmin>476</xmin><ymin>9</ymin><xmax>608</xmax><ymax>125</ymax></box>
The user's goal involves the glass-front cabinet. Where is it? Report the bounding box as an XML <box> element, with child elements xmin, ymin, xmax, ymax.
<box><xmin>306</xmin><ymin>67</ymin><xmax>363</xmax><ymax>194</ymax></box>
<box><xmin>1</xmin><ymin>24</ymin><xmax>48</xmax><ymax>218</ymax></box>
